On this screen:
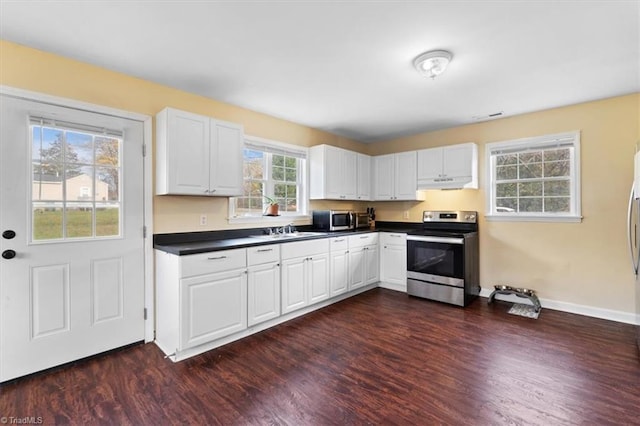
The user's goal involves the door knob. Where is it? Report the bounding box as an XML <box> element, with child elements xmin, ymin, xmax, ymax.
<box><xmin>2</xmin><ymin>230</ymin><xmax>15</xmax><ymax>239</ymax></box>
<box><xmin>2</xmin><ymin>249</ymin><xmax>16</xmax><ymax>259</ymax></box>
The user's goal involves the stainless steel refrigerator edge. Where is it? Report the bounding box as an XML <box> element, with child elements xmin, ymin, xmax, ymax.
<box><xmin>627</xmin><ymin>151</ymin><xmax>640</xmax><ymax>351</ymax></box>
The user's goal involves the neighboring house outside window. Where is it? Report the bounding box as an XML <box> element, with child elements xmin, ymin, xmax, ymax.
<box><xmin>229</xmin><ymin>136</ymin><xmax>308</xmax><ymax>222</ymax></box>
<box><xmin>486</xmin><ymin>131</ymin><xmax>581</xmax><ymax>222</ymax></box>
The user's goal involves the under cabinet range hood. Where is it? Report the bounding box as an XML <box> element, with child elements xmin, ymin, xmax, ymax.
<box><xmin>417</xmin><ymin>174</ymin><xmax>475</xmax><ymax>190</ymax></box>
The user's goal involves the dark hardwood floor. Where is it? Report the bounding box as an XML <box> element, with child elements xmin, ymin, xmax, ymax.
<box><xmin>1</xmin><ymin>288</ymin><xmax>639</xmax><ymax>425</ymax></box>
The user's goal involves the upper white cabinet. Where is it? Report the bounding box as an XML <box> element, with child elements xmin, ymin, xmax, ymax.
<box><xmin>417</xmin><ymin>143</ymin><xmax>478</xmax><ymax>189</ymax></box>
<box><xmin>309</xmin><ymin>144</ymin><xmax>371</xmax><ymax>201</ymax></box>
<box><xmin>373</xmin><ymin>151</ymin><xmax>424</xmax><ymax>201</ymax></box>
<box><xmin>156</xmin><ymin>107</ymin><xmax>244</xmax><ymax>196</ymax></box>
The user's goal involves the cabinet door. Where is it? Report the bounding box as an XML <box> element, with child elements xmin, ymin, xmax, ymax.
<box><xmin>342</xmin><ymin>150</ymin><xmax>358</xmax><ymax>199</ymax></box>
<box><xmin>381</xmin><ymin>244</ymin><xmax>407</xmax><ymax>285</ymax></box>
<box><xmin>443</xmin><ymin>144</ymin><xmax>473</xmax><ymax>179</ymax></box>
<box><xmin>209</xmin><ymin>119</ymin><xmax>244</xmax><ymax>196</ymax></box>
<box><xmin>180</xmin><ymin>269</ymin><xmax>247</xmax><ymax>350</ymax></box>
<box><xmin>394</xmin><ymin>151</ymin><xmax>418</xmax><ymax>200</ymax></box>
<box><xmin>308</xmin><ymin>253</ymin><xmax>330</xmax><ymax>304</ymax></box>
<box><xmin>281</xmin><ymin>257</ymin><xmax>307</xmax><ymax>314</ymax></box>
<box><xmin>349</xmin><ymin>247</ymin><xmax>366</xmax><ymax>290</ymax></box>
<box><xmin>373</xmin><ymin>154</ymin><xmax>395</xmax><ymax>200</ymax></box>
<box><xmin>330</xmin><ymin>249</ymin><xmax>350</xmax><ymax>297</ymax></box>
<box><xmin>357</xmin><ymin>153</ymin><xmax>371</xmax><ymax>200</ymax></box>
<box><xmin>364</xmin><ymin>245</ymin><xmax>379</xmax><ymax>285</ymax></box>
<box><xmin>165</xmin><ymin>108</ymin><xmax>210</xmax><ymax>195</ymax></box>
<box><xmin>417</xmin><ymin>147</ymin><xmax>443</xmax><ymax>181</ymax></box>
<box><xmin>324</xmin><ymin>145</ymin><xmax>344</xmax><ymax>199</ymax></box>
<box><xmin>247</xmin><ymin>262</ymin><xmax>281</xmax><ymax>327</ymax></box>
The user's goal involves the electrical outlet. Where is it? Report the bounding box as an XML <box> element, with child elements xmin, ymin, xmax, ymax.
<box><xmin>403</xmin><ymin>211</ymin><xmax>410</xmax><ymax>220</ymax></box>
<box><xmin>200</xmin><ymin>214</ymin><xmax>207</xmax><ymax>226</ymax></box>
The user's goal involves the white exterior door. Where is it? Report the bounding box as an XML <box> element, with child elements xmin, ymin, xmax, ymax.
<box><xmin>0</xmin><ymin>96</ymin><xmax>146</xmax><ymax>382</ymax></box>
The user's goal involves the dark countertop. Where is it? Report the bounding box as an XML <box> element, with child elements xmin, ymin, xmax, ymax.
<box><xmin>154</xmin><ymin>221</ymin><xmax>421</xmax><ymax>256</ymax></box>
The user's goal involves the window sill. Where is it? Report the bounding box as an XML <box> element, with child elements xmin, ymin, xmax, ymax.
<box><xmin>228</xmin><ymin>214</ymin><xmax>311</xmax><ymax>225</ymax></box>
<box><xmin>485</xmin><ymin>214</ymin><xmax>583</xmax><ymax>223</ymax></box>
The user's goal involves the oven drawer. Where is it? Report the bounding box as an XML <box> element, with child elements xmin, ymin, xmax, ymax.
<box><xmin>407</xmin><ymin>279</ymin><xmax>464</xmax><ymax>306</ymax></box>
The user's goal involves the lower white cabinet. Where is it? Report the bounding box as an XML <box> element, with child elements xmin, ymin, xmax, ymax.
<box><xmin>156</xmin><ymin>248</ymin><xmax>248</xmax><ymax>356</ymax></box>
<box><xmin>247</xmin><ymin>245</ymin><xmax>281</xmax><ymax>327</ymax></box>
<box><xmin>281</xmin><ymin>239</ymin><xmax>330</xmax><ymax>314</ymax></box>
<box><xmin>348</xmin><ymin>233</ymin><xmax>379</xmax><ymax>290</ymax></box>
<box><xmin>380</xmin><ymin>232</ymin><xmax>407</xmax><ymax>292</ymax></box>
<box><xmin>181</xmin><ymin>269</ymin><xmax>247</xmax><ymax>350</ymax></box>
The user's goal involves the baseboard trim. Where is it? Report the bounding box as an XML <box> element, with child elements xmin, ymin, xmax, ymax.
<box><xmin>480</xmin><ymin>287</ymin><xmax>639</xmax><ymax>325</ymax></box>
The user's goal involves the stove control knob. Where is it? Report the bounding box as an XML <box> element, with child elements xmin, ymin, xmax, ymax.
<box><xmin>425</xmin><ymin>214</ymin><xmax>432</xmax><ymax>220</ymax></box>
<box><xmin>465</xmin><ymin>214</ymin><xmax>476</xmax><ymax>221</ymax></box>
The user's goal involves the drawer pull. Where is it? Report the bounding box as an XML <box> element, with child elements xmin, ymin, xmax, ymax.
<box><xmin>207</xmin><ymin>255</ymin><xmax>227</xmax><ymax>260</ymax></box>
<box><xmin>333</xmin><ymin>238</ymin><xmax>345</xmax><ymax>242</ymax></box>
<box><xmin>360</xmin><ymin>236</ymin><xmax>369</xmax><ymax>239</ymax></box>
<box><xmin>257</xmin><ymin>248</ymin><xmax>273</xmax><ymax>252</ymax></box>
<box><xmin>390</xmin><ymin>234</ymin><xmax>402</xmax><ymax>237</ymax></box>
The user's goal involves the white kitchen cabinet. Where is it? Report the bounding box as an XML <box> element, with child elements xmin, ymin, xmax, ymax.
<box><xmin>247</xmin><ymin>245</ymin><xmax>280</xmax><ymax>327</ymax></box>
<box><xmin>417</xmin><ymin>143</ymin><xmax>478</xmax><ymax>189</ymax></box>
<box><xmin>329</xmin><ymin>236</ymin><xmax>350</xmax><ymax>297</ymax></box>
<box><xmin>309</xmin><ymin>144</ymin><xmax>357</xmax><ymax>200</ymax></box>
<box><xmin>281</xmin><ymin>239</ymin><xmax>330</xmax><ymax>314</ymax></box>
<box><xmin>357</xmin><ymin>153</ymin><xmax>372</xmax><ymax>200</ymax></box>
<box><xmin>380</xmin><ymin>232</ymin><xmax>407</xmax><ymax>292</ymax></box>
<box><xmin>348</xmin><ymin>233</ymin><xmax>379</xmax><ymax>290</ymax></box>
<box><xmin>373</xmin><ymin>151</ymin><xmax>423</xmax><ymax>201</ymax></box>
<box><xmin>155</xmin><ymin>248</ymin><xmax>248</xmax><ymax>357</ymax></box>
<box><xmin>155</xmin><ymin>107</ymin><xmax>244</xmax><ymax>196</ymax></box>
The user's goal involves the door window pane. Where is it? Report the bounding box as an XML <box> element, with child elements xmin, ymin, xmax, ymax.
<box><xmin>32</xmin><ymin>205</ymin><xmax>63</xmax><ymax>240</ymax></box>
<box><xmin>96</xmin><ymin>205</ymin><xmax>119</xmax><ymax>237</ymax></box>
<box><xmin>65</xmin><ymin>205</ymin><xmax>93</xmax><ymax>238</ymax></box>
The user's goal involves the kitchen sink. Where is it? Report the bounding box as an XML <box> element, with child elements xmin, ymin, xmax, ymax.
<box><xmin>249</xmin><ymin>231</ymin><xmax>327</xmax><ymax>240</ymax></box>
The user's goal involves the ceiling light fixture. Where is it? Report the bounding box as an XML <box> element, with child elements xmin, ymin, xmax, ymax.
<box><xmin>413</xmin><ymin>50</ymin><xmax>453</xmax><ymax>79</ymax></box>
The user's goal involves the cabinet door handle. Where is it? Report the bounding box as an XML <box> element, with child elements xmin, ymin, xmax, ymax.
<box><xmin>257</xmin><ymin>248</ymin><xmax>273</xmax><ymax>252</ymax></box>
<box><xmin>207</xmin><ymin>255</ymin><xmax>227</xmax><ymax>260</ymax></box>
<box><xmin>204</xmin><ymin>189</ymin><xmax>210</xmax><ymax>194</ymax></box>
<box><xmin>210</xmin><ymin>189</ymin><xmax>216</xmax><ymax>193</ymax></box>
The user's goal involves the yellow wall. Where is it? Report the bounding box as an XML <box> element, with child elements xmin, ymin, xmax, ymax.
<box><xmin>369</xmin><ymin>94</ymin><xmax>640</xmax><ymax>313</ymax></box>
<box><xmin>2</xmin><ymin>39</ymin><xmax>639</xmax><ymax>314</ymax></box>
<box><xmin>0</xmin><ymin>40</ymin><xmax>367</xmax><ymax>233</ymax></box>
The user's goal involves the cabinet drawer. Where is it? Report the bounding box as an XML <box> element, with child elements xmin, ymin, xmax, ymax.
<box><xmin>247</xmin><ymin>244</ymin><xmax>280</xmax><ymax>266</ymax></box>
<box><xmin>329</xmin><ymin>236</ymin><xmax>348</xmax><ymax>251</ymax></box>
<box><xmin>181</xmin><ymin>248</ymin><xmax>247</xmax><ymax>278</ymax></box>
<box><xmin>381</xmin><ymin>232</ymin><xmax>407</xmax><ymax>245</ymax></box>
<box><xmin>349</xmin><ymin>233</ymin><xmax>379</xmax><ymax>248</ymax></box>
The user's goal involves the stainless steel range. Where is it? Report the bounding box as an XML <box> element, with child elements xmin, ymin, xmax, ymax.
<box><xmin>406</xmin><ymin>211</ymin><xmax>479</xmax><ymax>307</ymax></box>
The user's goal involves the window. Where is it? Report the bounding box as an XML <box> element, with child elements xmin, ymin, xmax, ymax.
<box><xmin>229</xmin><ymin>136</ymin><xmax>308</xmax><ymax>221</ymax></box>
<box><xmin>31</xmin><ymin>118</ymin><xmax>122</xmax><ymax>241</ymax></box>
<box><xmin>486</xmin><ymin>131</ymin><xmax>581</xmax><ymax>222</ymax></box>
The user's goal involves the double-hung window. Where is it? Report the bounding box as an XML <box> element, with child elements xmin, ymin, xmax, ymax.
<box><xmin>486</xmin><ymin>131</ymin><xmax>581</xmax><ymax>222</ymax></box>
<box><xmin>229</xmin><ymin>136</ymin><xmax>308</xmax><ymax>222</ymax></box>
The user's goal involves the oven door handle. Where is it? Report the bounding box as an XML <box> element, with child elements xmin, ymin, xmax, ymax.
<box><xmin>407</xmin><ymin>235</ymin><xmax>464</xmax><ymax>244</ymax></box>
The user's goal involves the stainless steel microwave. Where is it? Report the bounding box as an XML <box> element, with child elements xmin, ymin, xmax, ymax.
<box><xmin>312</xmin><ymin>210</ymin><xmax>354</xmax><ymax>231</ymax></box>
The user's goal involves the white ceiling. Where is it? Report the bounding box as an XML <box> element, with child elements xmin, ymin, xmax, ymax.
<box><xmin>1</xmin><ymin>1</ymin><xmax>639</xmax><ymax>143</ymax></box>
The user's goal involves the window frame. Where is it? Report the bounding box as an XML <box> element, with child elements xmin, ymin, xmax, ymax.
<box><xmin>485</xmin><ymin>131</ymin><xmax>582</xmax><ymax>223</ymax></box>
<box><xmin>228</xmin><ymin>135</ymin><xmax>310</xmax><ymax>224</ymax></box>
<box><xmin>29</xmin><ymin>119</ymin><xmax>124</xmax><ymax>243</ymax></box>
